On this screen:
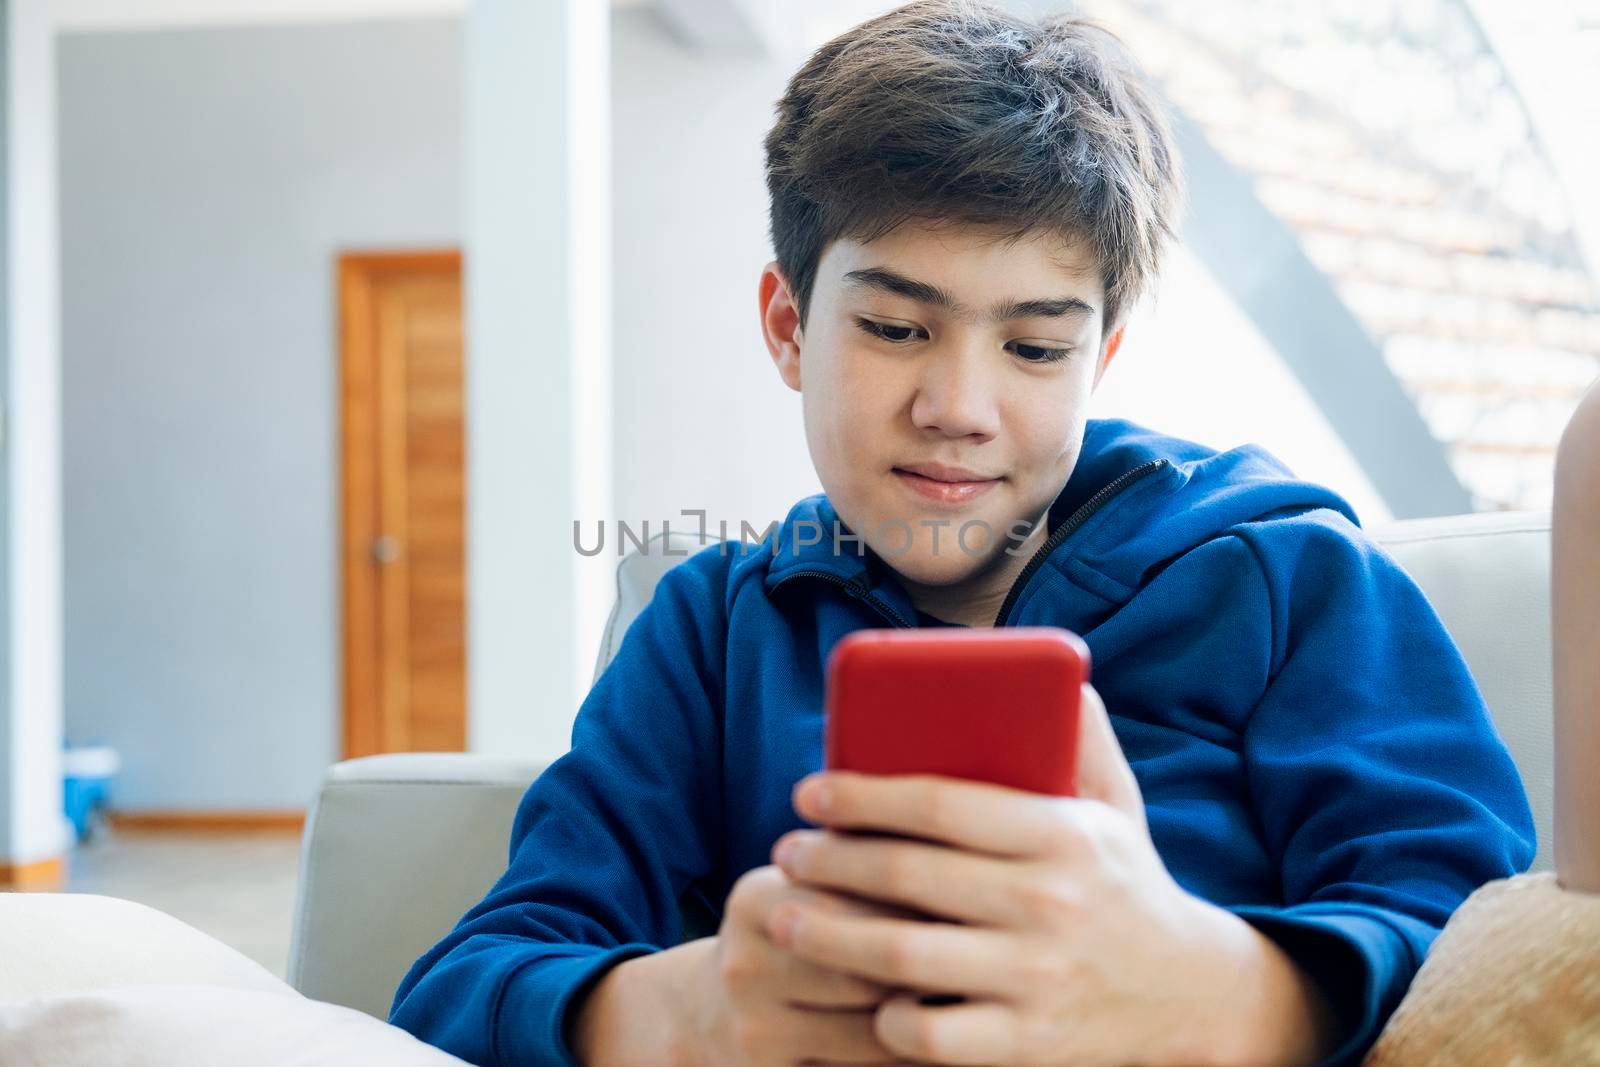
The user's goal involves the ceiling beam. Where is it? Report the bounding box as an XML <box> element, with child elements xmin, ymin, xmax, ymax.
<box><xmin>1172</xmin><ymin>111</ymin><xmax>1473</xmax><ymax>518</ymax></box>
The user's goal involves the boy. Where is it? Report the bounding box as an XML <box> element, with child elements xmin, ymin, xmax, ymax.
<box><xmin>390</xmin><ymin>3</ymin><xmax>1534</xmax><ymax>1065</ymax></box>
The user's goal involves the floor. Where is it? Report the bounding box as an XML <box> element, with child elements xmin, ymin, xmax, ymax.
<box><xmin>63</xmin><ymin>824</ymin><xmax>303</xmax><ymax>979</ymax></box>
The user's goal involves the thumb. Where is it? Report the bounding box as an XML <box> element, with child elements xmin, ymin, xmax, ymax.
<box><xmin>1074</xmin><ymin>681</ymin><xmax>1146</xmax><ymax>824</ymax></box>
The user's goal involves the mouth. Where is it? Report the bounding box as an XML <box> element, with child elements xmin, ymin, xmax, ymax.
<box><xmin>891</xmin><ymin>463</ymin><xmax>1002</xmax><ymax>506</ymax></box>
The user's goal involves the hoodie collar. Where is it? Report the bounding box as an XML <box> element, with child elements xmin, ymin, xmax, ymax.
<box><xmin>759</xmin><ymin>493</ymin><xmax>872</xmax><ymax>588</ymax></box>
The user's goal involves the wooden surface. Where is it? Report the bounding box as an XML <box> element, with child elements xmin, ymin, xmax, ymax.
<box><xmin>106</xmin><ymin>811</ymin><xmax>305</xmax><ymax>833</ymax></box>
<box><xmin>0</xmin><ymin>854</ymin><xmax>66</xmax><ymax>891</ymax></box>
<box><xmin>339</xmin><ymin>251</ymin><xmax>468</xmax><ymax>759</ymax></box>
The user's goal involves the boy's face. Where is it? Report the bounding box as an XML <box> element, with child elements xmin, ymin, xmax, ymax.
<box><xmin>760</xmin><ymin>221</ymin><xmax>1122</xmax><ymax>589</ymax></box>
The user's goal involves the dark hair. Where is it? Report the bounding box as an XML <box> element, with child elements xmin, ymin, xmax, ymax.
<box><xmin>764</xmin><ymin>0</ymin><xmax>1186</xmax><ymax>332</ymax></box>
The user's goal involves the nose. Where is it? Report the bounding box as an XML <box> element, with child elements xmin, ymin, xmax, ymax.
<box><xmin>908</xmin><ymin>342</ymin><xmax>1001</xmax><ymax>441</ymax></box>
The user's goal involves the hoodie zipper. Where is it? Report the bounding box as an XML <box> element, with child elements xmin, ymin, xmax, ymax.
<box><xmin>769</xmin><ymin>569</ymin><xmax>914</xmax><ymax>629</ymax></box>
<box><xmin>991</xmin><ymin>458</ymin><xmax>1171</xmax><ymax>628</ymax></box>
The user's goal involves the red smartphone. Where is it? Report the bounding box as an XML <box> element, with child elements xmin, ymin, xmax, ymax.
<box><xmin>823</xmin><ymin>626</ymin><xmax>1089</xmax><ymax>797</ymax></box>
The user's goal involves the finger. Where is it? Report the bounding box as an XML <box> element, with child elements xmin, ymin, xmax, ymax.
<box><xmin>795</xmin><ymin>770</ymin><xmax>1082</xmax><ymax>859</ymax></box>
<box><xmin>767</xmin><ymin>936</ymin><xmax>897</xmax><ymax>1009</ymax></box>
<box><xmin>765</xmin><ymin>882</ymin><xmax>917</xmax><ymax>1008</ymax></box>
<box><xmin>773</xmin><ymin>871</ymin><xmax>938</xmax><ymax>928</ymax></box>
<box><xmin>774</xmin><ymin>1004</ymin><xmax>902</xmax><ymax>1065</ymax></box>
<box><xmin>873</xmin><ymin>991</ymin><xmax>1019</xmax><ymax>1066</ymax></box>
<box><xmin>770</xmin><ymin>906</ymin><xmax>1024</xmax><ymax>1000</ymax></box>
<box><xmin>774</xmin><ymin>829</ymin><xmax>1024</xmax><ymax>927</ymax></box>
<box><xmin>1073</xmin><ymin>682</ymin><xmax>1145</xmax><ymax>819</ymax></box>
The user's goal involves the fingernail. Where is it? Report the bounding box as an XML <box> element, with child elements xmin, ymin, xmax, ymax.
<box><xmin>774</xmin><ymin>835</ymin><xmax>798</xmax><ymax>867</ymax></box>
<box><xmin>802</xmin><ymin>776</ymin><xmax>832</xmax><ymax>815</ymax></box>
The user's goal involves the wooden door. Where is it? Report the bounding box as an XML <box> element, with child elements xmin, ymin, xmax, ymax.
<box><xmin>340</xmin><ymin>251</ymin><xmax>467</xmax><ymax>758</ymax></box>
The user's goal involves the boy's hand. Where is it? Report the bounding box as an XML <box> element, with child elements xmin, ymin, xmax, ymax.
<box><xmin>680</xmin><ymin>863</ymin><xmax>925</xmax><ymax>1067</ymax></box>
<box><xmin>573</xmin><ymin>864</ymin><xmax>919</xmax><ymax>1067</ymax></box>
<box><xmin>768</xmin><ymin>682</ymin><xmax>1343</xmax><ymax>1067</ymax></box>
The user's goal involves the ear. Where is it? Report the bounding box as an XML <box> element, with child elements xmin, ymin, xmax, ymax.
<box><xmin>760</xmin><ymin>261</ymin><xmax>803</xmax><ymax>393</ymax></box>
<box><xmin>1092</xmin><ymin>324</ymin><xmax>1125</xmax><ymax>391</ymax></box>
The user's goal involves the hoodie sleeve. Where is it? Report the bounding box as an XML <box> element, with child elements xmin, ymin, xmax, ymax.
<box><xmin>387</xmin><ymin>549</ymin><xmax>729</xmax><ymax>1067</ymax></box>
<box><xmin>1228</xmin><ymin>511</ymin><xmax>1536</xmax><ymax>1067</ymax></box>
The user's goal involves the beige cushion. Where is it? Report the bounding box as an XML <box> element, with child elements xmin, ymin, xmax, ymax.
<box><xmin>1364</xmin><ymin>874</ymin><xmax>1600</xmax><ymax>1065</ymax></box>
<box><xmin>0</xmin><ymin>892</ymin><xmax>468</xmax><ymax>1066</ymax></box>
<box><xmin>0</xmin><ymin>893</ymin><xmax>288</xmax><ymax>1001</ymax></box>
<box><xmin>0</xmin><ymin>986</ymin><xmax>468</xmax><ymax>1066</ymax></box>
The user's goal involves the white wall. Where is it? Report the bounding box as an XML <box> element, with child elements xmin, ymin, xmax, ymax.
<box><xmin>1</xmin><ymin>0</ymin><xmax>68</xmax><ymax>867</ymax></box>
<box><xmin>610</xmin><ymin>10</ymin><xmax>822</xmax><ymax>534</ymax></box>
<box><xmin>463</xmin><ymin>0</ymin><xmax>614</xmax><ymax>764</ymax></box>
<box><xmin>59</xmin><ymin>18</ymin><xmax>460</xmax><ymax>809</ymax></box>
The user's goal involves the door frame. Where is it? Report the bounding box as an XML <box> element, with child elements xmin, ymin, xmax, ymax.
<box><xmin>338</xmin><ymin>249</ymin><xmax>463</xmax><ymax>760</ymax></box>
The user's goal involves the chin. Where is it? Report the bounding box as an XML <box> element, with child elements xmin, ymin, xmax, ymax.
<box><xmin>879</xmin><ymin>547</ymin><xmax>987</xmax><ymax>587</ymax></box>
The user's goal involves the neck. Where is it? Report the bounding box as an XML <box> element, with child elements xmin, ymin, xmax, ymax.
<box><xmin>897</xmin><ymin>518</ymin><xmax>1051</xmax><ymax>628</ymax></box>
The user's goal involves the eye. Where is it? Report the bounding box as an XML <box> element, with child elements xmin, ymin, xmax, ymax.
<box><xmin>1007</xmin><ymin>341</ymin><xmax>1073</xmax><ymax>364</ymax></box>
<box><xmin>854</xmin><ymin>317</ymin><xmax>926</xmax><ymax>344</ymax></box>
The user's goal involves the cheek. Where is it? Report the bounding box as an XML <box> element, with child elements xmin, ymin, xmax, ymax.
<box><xmin>811</xmin><ymin>349</ymin><xmax>897</xmax><ymax>450</ymax></box>
<box><xmin>799</xmin><ymin>344</ymin><xmax>877</xmax><ymax>485</ymax></box>
<box><xmin>1008</xmin><ymin>386</ymin><xmax>1088</xmax><ymax>469</ymax></box>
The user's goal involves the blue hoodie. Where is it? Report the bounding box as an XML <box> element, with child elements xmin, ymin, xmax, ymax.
<box><xmin>390</xmin><ymin>418</ymin><xmax>1535</xmax><ymax>1067</ymax></box>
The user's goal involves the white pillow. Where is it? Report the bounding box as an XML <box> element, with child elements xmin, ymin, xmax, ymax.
<box><xmin>0</xmin><ymin>984</ymin><xmax>469</xmax><ymax>1066</ymax></box>
<box><xmin>0</xmin><ymin>893</ymin><xmax>288</xmax><ymax>1001</ymax></box>
<box><xmin>0</xmin><ymin>893</ymin><xmax>468</xmax><ymax>1064</ymax></box>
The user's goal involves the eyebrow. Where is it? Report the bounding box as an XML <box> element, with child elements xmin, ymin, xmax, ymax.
<box><xmin>842</xmin><ymin>267</ymin><xmax>1097</xmax><ymax>323</ymax></box>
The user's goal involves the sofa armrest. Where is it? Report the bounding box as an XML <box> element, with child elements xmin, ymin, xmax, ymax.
<box><xmin>286</xmin><ymin>753</ymin><xmax>546</xmax><ymax>1020</ymax></box>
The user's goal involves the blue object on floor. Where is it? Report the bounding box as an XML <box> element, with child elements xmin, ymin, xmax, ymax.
<box><xmin>63</xmin><ymin>744</ymin><xmax>121</xmax><ymax>842</ymax></box>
